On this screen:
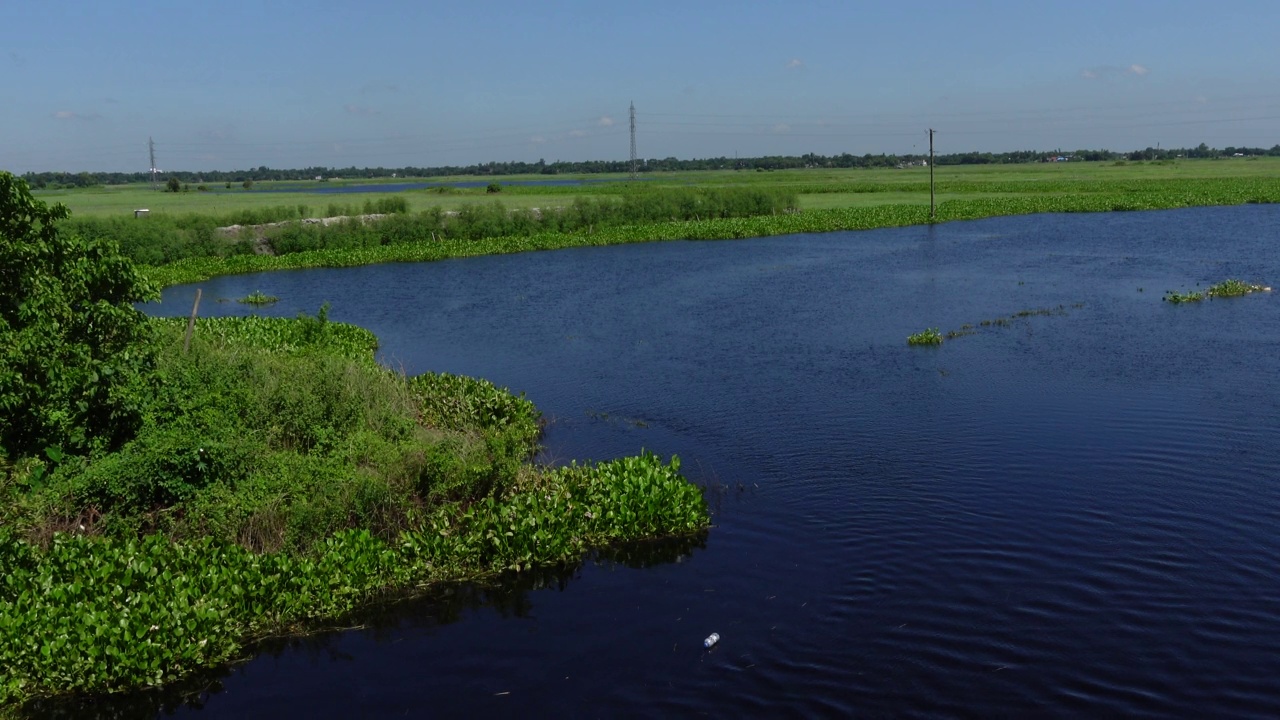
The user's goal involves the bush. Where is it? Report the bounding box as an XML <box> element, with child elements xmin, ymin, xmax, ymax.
<box><xmin>0</xmin><ymin>172</ymin><xmax>159</xmax><ymax>458</ymax></box>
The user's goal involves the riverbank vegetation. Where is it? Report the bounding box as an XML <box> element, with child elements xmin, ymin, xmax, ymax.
<box><xmin>141</xmin><ymin>179</ymin><xmax>1280</xmax><ymax>288</ymax></box>
<box><xmin>56</xmin><ymin>197</ymin><xmax>412</xmax><ymax>266</ymax></box>
<box><xmin>26</xmin><ymin>160</ymin><xmax>1280</xmax><ymax>287</ymax></box>
<box><xmin>0</xmin><ymin>173</ymin><xmax>709</xmax><ymax>708</ymax></box>
<box><xmin>63</xmin><ymin>186</ymin><xmax>797</xmax><ymax>267</ymax></box>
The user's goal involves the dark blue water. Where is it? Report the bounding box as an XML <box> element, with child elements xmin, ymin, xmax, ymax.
<box><xmin>137</xmin><ymin>206</ymin><xmax>1279</xmax><ymax>718</ymax></box>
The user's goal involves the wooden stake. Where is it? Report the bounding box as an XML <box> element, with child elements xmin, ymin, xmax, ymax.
<box><xmin>183</xmin><ymin>288</ymin><xmax>202</xmax><ymax>353</ymax></box>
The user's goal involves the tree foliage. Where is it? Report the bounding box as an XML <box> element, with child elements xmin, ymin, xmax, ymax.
<box><xmin>0</xmin><ymin>172</ymin><xmax>159</xmax><ymax>458</ymax></box>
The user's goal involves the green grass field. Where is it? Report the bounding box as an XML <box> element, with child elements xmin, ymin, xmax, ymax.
<box><xmin>35</xmin><ymin>157</ymin><xmax>1280</xmax><ymax>219</ymax></box>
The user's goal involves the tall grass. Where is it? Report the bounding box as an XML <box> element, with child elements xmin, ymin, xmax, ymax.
<box><xmin>64</xmin><ymin>187</ymin><xmax>796</xmax><ymax>266</ymax></box>
<box><xmin>60</xmin><ymin>199</ymin><xmax>412</xmax><ymax>265</ymax></box>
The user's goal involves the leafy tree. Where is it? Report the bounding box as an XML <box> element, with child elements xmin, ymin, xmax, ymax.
<box><xmin>0</xmin><ymin>172</ymin><xmax>159</xmax><ymax>458</ymax></box>
<box><xmin>166</xmin><ymin>176</ymin><xmax>180</xmax><ymax>193</ymax></box>
<box><xmin>242</xmin><ymin>179</ymin><xmax>254</xmax><ymax>190</ymax></box>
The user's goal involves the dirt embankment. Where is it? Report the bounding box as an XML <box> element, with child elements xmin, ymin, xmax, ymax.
<box><xmin>215</xmin><ymin>214</ymin><xmax>391</xmax><ymax>254</ymax></box>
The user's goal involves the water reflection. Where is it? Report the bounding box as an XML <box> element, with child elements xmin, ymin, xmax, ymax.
<box><xmin>22</xmin><ymin>533</ymin><xmax>707</xmax><ymax>719</ymax></box>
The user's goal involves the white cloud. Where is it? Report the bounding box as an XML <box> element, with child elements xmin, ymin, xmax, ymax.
<box><xmin>568</xmin><ymin>129</ymin><xmax>587</xmax><ymax>138</ymax></box>
<box><xmin>343</xmin><ymin>104</ymin><xmax>380</xmax><ymax>116</ymax></box>
<box><xmin>597</xmin><ymin>115</ymin><xmax>615</xmax><ymax>127</ymax></box>
<box><xmin>786</xmin><ymin>58</ymin><xmax>804</xmax><ymax>70</ymax></box>
<box><xmin>529</xmin><ymin>135</ymin><xmax>546</xmax><ymax>144</ymax></box>
<box><xmin>1082</xmin><ymin>64</ymin><xmax>1150</xmax><ymax>80</ymax></box>
<box><xmin>772</xmin><ymin>123</ymin><xmax>791</xmax><ymax>134</ymax></box>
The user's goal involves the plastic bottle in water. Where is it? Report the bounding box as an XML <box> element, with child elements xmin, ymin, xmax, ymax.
<box><xmin>704</xmin><ymin>632</ymin><xmax>720</xmax><ymax>648</ymax></box>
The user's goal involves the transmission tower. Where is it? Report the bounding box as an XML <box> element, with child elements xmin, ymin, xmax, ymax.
<box><xmin>928</xmin><ymin>128</ymin><xmax>935</xmax><ymax>221</ymax></box>
<box><xmin>629</xmin><ymin>102</ymin><xmax>637</xmax><ymax>180</ymax></box>
<box><xmin>149</xmin><ymin>137</ymin><xmax>158</xmax><ymax>190</ymax></box>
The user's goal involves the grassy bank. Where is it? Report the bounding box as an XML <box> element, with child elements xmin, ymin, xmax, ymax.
<box><xmin>142</xmin><ymin>178</ymin><xmax>1280</xmax><ymax>287</ymax></box>
<box><xmin>0</xmin><ymin>313</ymin><xmax>708</xmax><ymax>706</ymax></box>
<box><xmin>1</xmin><ymin>170</ymin><xmax>709</xmax><ymax>710</ymax></box>
<box><xmin>66</xmin><ymin>186</ymin><xmax>798</xmax><ymax>267</ymax></box>
<box><xmin>30</xmin><ymin>162</ymin><xmax>1277</xmax><ymax>287</ymax></box>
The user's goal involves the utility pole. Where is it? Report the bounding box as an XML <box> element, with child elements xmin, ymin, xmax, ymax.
<box><xmin>928</xmin><ymin>128</ymin><xmax>936</xmax><ymax>221</ymax></box>
<box><xmin>629</xmin><ymin>101</ymin><xmax>638</xmax><ymax>181</ymax></box>
<box><xmin>149</xmin><ymin>137</ymin><xmax>158</xmax><ymax>191</ymax></box>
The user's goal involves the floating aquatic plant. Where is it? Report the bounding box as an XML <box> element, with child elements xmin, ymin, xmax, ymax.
<box><xmin>907</xmin><ymin>328</ymin><xmax>943</xmax><ymax>346</ymax></box>
<box><xmin>1163</xmin><ymin>279</ymin><xmax>1270</xmax><ymax>303</ymax></box>
<box><xmin>237</xmin><ymin>290</ymin><xmax>279</xmax><ymax>305</ymax></box>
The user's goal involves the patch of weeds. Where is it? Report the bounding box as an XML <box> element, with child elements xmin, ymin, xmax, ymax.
<box><xmin>1205</xmin><ymin>279</ymin><xmax>1270</xmax><ymax>298</ymax></box>
<box><xmin>237</xmin><ymin>290</ymin><xmax>279</xmax><ymax>305</ymax></box>
<box><xmin>931</xmin><ymin>302</ymin><xmax>1085</xmax><ymax>344</ymax></box>
<box><xmin>1164</xmin><ymin>278</ymin><xmax>1270</xmax><ymax>304</ymax></box>
<box><xmin>907</xmin><ymin>328</ymin><xmax>943</xmax><ymax>346</ymax></box>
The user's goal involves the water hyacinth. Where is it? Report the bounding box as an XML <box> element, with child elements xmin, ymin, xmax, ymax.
<box><xmin>1163</xmin><ymin>278</ymin><xmax>1271</xmax><ymax>303</ymax></box>
<box><xmin>907</xmin><ymin>328</ymin><xmax>943</xmax><ymax>346</ymax></box>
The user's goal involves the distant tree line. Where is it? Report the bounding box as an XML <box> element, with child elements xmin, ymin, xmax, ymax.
<box><xmin>19</xmin><ymin>144</ymin><xmax>1280</xmax><ymax>188</ymax></box>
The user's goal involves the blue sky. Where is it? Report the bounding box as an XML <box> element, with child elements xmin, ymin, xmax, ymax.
<box><xmin>4</xmin><ymin>0</ymin><xmax>1278</xmax><ymax>172</ymax></box>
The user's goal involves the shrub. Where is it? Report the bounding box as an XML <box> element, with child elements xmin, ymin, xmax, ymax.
<box><xmin>0</xmin><ymin>172</ymin><xmax>159</xmax><ymax>458</ymax></box>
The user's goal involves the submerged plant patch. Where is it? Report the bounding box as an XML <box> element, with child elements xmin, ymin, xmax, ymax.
<box><xmin>907</xmin><ymin>328</ymin><xmax>943</xmax><ymax>346</ymax></box>
<box><xmin>236</xmin><ymin>290</ymin><xmax>279</xmax><ymax>305</ymax></box>
<box><xmin>1163</xmin><ymin>278</ymin><xmax>1271</xmax><ymax>303</ymax></box>
<box><xmin>911</xmin><ymin>304</ymin><xmax>1083</xmax><ymax>347</ymax></box>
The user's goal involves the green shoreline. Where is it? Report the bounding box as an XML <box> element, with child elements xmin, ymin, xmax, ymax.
<box><xmin>1</xmin><ymin>318</ymin><xmax>710</xmax><ymax>708</ymax></box>
<box><xmin>6</xmin><ymin>172</ymin><xmax>1279</xmax><ymax>711</ymax></box>
<box><xmin>142</xmin><ymin>186</ymin><xmax>1280</xmax><ymax>288</ymax></box>
<box><xmin>2</xmin><ymin>167</ymin><xmax>718</xmax><ymax>710</ymax></box>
